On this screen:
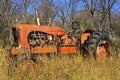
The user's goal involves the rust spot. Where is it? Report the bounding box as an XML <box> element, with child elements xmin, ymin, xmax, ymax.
<box><xmin>96</xmin><ymin>41</ymin><xmax>113</xmax><ymax>61</ymax></box>
<box><xmin>97</xmin><ymin>46</ymin><xmax>107</xmax><ymax>61</ymax></box>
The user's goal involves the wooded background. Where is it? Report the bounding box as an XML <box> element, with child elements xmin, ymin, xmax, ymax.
<box><xmin>0</xmin><ymin>0</ymin><xmax>120</xmax><ymax>47</ymax></box>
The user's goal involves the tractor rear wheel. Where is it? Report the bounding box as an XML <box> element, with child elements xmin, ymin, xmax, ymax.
<box><xmin>82</xmin><ymin>30</ymin><xmax>114</xmax><ymax>61</ymax></box>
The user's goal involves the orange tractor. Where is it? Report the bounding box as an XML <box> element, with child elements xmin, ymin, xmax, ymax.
<box><xmin>10</xmin><ymin>22</ymin><xmax>115</xmax><ymax>62</ymax></box>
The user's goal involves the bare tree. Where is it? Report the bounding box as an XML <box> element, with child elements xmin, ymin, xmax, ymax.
<box><xmin>55</xmin><ymin>0</ymin><xmax>81</xmax><ymax>29</ymax></box>
<box><xmin>12</xmin><ymin>0</ymin><xmax>36</xmax><ymax>23</ymax></box>
<box><xmin>82</xmin><ymin>0</ymin><xmax>99</xmax><ymax>27</ymax></box>
<box><xmin>0</xmin><ymin>0</ymin><xmax>14</xmax><ymax>46</ymax></box>
<box><xmin>98</xmin><ymin>0</ymin><xmax>117</xmax><ymax>30</ymax></box>
<box><xmin>82</xmin><ymin>0</ymin><xmax>117</xmax><ymax>30</ymax></box>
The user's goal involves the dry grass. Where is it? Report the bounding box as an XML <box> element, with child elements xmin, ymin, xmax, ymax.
<box><xmin>0</xmin><ymin>47</ymin><xmax>120</xmax><ymax>80</ymax></box>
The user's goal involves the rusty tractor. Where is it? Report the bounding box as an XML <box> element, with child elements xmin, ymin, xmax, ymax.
<box><xmin>10</xmin><ymin>22</ymin><xmax>115</xmax><ymax>63</ymax></box>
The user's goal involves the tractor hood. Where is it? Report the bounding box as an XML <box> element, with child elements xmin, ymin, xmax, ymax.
<box><xmin>13</xmin><ymin>24</ymin><xmax>65</xmax><ymax>36</ymax></box>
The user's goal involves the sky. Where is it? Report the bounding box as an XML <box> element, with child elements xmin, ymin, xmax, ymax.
<box><xmin>27</xmin><ymin>0</ymin><xmax>85</xmax><ymax>14</ymax></box>
<box><xmin>112</xmin><ymin>0</ymin><xmax>120</xmax><ymax>13</ymax></box>
<box><xmin>24</xmin><ymin>0</ymin><xmax>120</xmax><ymax>15</ymax></box>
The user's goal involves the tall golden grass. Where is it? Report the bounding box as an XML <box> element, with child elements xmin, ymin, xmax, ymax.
<box><xmin>0</xmin><ymin>46</ymin><xmax>120</xmax><ymax>80</ymax></box>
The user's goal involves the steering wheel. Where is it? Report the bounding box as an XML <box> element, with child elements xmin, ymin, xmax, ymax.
<box><xmin>71</xmin><ymin>21</ymin><xmax>80</xmax><ymax>30</ymax></box>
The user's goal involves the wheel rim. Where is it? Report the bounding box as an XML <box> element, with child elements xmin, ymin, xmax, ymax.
<box><xmin>96</xmin><ymin>41</ymin><xmax>113</xmax><ymax>61</ymax></box>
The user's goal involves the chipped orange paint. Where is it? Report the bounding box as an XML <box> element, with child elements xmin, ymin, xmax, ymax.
<box><xmin>58</xmin><ymin>46</ymin><xmax>76</xmax><ymax>54</ymax></box>
<box><xmin>30</xmin><ymin>46</ymin><xmax>57</xmax><ymax>54</ymax></box>
<box><xmin>11</xmin><ymin>45</ymin><xmax>76</xmax><ymax>55</ymax></box>
<box><xmin>80</xmin><ymin>30</ymin><xmax>94</xmax><ymax>44</ymax></box>
<box><xmin>97</xmin><ymin>46</ymin><xmax>107</xmax><ymax>61</ymax></box>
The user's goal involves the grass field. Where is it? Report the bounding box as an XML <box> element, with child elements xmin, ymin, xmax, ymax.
<box><xmin>0</xmin><ymin>47</ymin><xmax>120</xmax><ymax>80</ymax></box>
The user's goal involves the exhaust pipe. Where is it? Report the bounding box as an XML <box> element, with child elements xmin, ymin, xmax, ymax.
<box><xmin>35</xmin><ymin>9</ymin><xmax>40</xmax><ymax>26</ymax></box>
